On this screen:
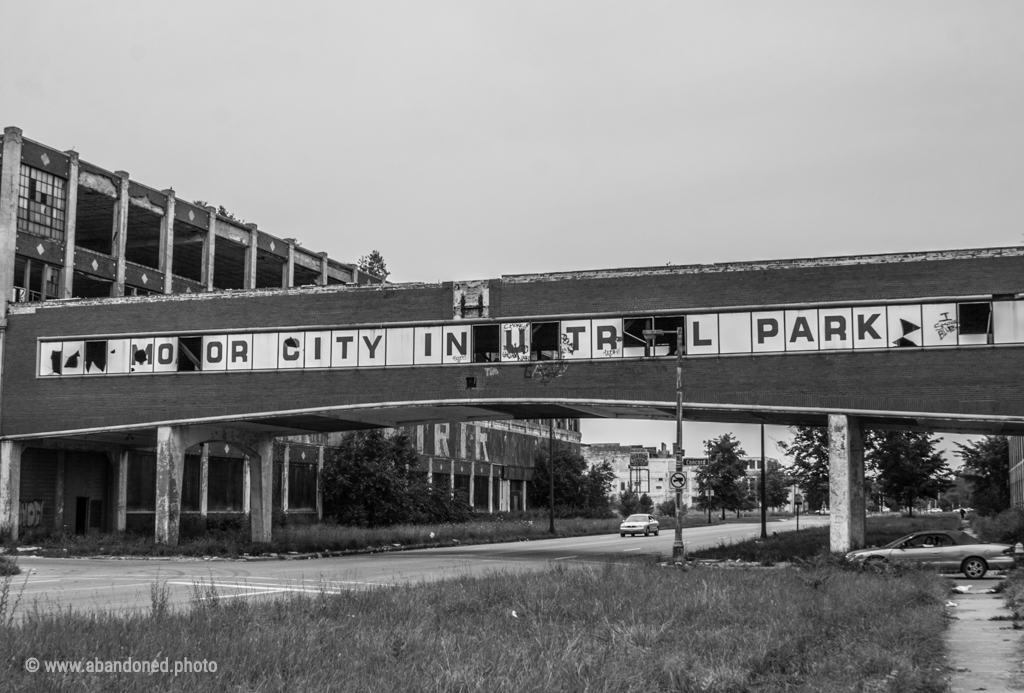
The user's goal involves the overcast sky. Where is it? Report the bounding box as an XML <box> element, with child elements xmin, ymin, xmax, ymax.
<box><xmin>3</xmin><ymin>1</ymin><xmax>1020</xmax><ymax>463</ymax></box>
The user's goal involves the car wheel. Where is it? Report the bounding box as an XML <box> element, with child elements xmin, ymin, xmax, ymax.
<box><xmin>620</xmin><ymin>533</ymin><xmax>626</xmax><ymax>537</ymax></box>
<box><xmin>962</xmin><ymin>557</ymin><xmax>988</xmax><ymax>579</ymax></box>
<box><xmin>644</xmin><ymin>528</ymin><xmax>650</xmax><ymax>536</ymax></box>
<box><xmin>654</xmin><ymin>529</ymin><xmax>659</xmax><ymax>536</ymax></box>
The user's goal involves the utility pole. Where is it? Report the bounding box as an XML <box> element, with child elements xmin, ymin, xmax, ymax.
<box><xmin>760</xmin><ymin>424</ymin><xmax>768</xmax><ymax>539</ymax></box>
<box><xmin>548</xmin><ymin>418</ymin><xmax>555</xmax><ymax>534</ymax></box>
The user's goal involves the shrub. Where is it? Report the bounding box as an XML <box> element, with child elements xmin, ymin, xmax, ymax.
<box><xmin>972</xmin><ymin>507</ymin><xmax>1024</xmax><ymax>545</ymax></box>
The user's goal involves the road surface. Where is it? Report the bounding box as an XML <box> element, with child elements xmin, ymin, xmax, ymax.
<box><xmin>5</xmin><ymin>516</ymin><xmax>829</xmax><ymax>618</ymax></box>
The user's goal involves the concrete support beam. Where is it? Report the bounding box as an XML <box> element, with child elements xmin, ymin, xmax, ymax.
<box><xmin>283</xmin><ymin>240</ymin><xmax>295</xmax><ymax>288</ymax></box>
<box><xmin>115</xmin><ymin>449</ymin><xmax>128</xmax><ymax>532</ymax></box>
<box><xmin>54</xmin><ymin>451</ymin><xmax>65</xmax><ymax>529</ymax></box>
<box><xmin>160</xmin><ymin>189</ymin><xmax>176</xmax><ymax>294</ymax></box>
<box><xmin>829</xmin><ymin>413</ymin><xmax>866</xmax><ymax>553</ymax></box>
<box><xmin>0</xmin><ymin>127</ymin><xmax>22</xmax><ymax>312</ymax></box>
<box><xmin>281</xmin><ymin>444</ymin><xmax>290</xmax><ymax>514</ymax></box>
<box><xmin>316</xmin><ymin>446</ymin><xmax>324</xmax><ymax>521</ymax></box>
<box><xmin>154</xmin><ymin>424</ymin><xmax>275</xmax><ymax>545</ymax></box>
<box><xmin>202</xmin><ymin>207</ymin><xmax>217</xmax><ymax>291</ymax></box>
<box><xmin>155</xmin><ymin>426</ymin><xmax>186</xmax><ymax>545</ymax></box>
<box><xmin>111</xmin><ymin>171</ymin><xmax>130</xmax><ymax>297</ymax></box>
<box><xmin>0</xmin><ymin>440</ymin><xmax>24</xmax><ymax>540</ymax></box>
<box><xmin>61</xmin><ymin>150</ymin><xmax>79</xmax><ymax>298</ymax></box>
<box><xmin>199</xmin><ymin>444</ymin><xmax>209</xmax><ymax>517</ymax></box>
<box><xmin>244</xmin><ymin>224</ymin><xmax>257</xmax><ymax>290</ymax></box>
<box><xmin>318</xmin><ymin>251</ymin><xmax>328</xmax><ymax>285</ymax></box>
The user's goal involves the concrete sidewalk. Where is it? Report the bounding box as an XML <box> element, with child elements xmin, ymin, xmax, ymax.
<box><xmin>947</xmin><ymin>575</ymin><xmax>1024</xmax><ymax>692</ymax></box>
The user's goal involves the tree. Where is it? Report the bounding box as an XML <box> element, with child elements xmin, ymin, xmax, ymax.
<box><xmin>638</xmin><ymin>493</ymin><xmax>654</xmax><ymax>514</ymax></box>
<box><xmin>956</xmin><ymin>436</ymin><xmax>1010</xmax><ymax>515</ymax></box>
<box><xmin>777</xmin><ymin>426</ymin><xmax>830</xmax><ymax>511</ymax></box>
<box><xmin>321</xmin><ymin>429</ymin><xmax>471</xmax><ymax>526</ymax></box>
<box><xmin>527</xmin><ymin>442</ymin><xmax>614</xmax><ymax>514</ymax></box>
<box><xmin>696</xmin><ymin>434</ymin><xmax>748</xmax><ymax>520</ymax></box>
<box><xmin>867</xmin><ymin>431</ymin><xmax>952</xmax><ymax>517</ymax></box>
<box><xmin>617</xmin><ymin>489</ymin><xmax>640</xmax><ymax>517</ymax></box>
<box><xmin>756</xmin><ymin>459</ymin><xmax>792</xmax><ymax>510</ymax></box>
<box><xmin>358</xmin><ymin>250</ymin><xmax>390</xmax><ymax>281</ymax></box>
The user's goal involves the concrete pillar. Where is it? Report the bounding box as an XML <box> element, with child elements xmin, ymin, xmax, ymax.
<box><xmin>283</xmin><ymin>240</ymin><xmax>295</xmax><ymax>288</ymax></box>
<box><xmin>318</xmin><ymin>251</ymin><xmax>328</xmax><ymax>285</ymax></box>
<box><xmin>111</xmin><ymin>171</ymin><xmax>129</xmax><ymax>297</ymax></box>
<box><xmin>829</xmin><ymin>414</ymin><xmax>866</xmax><ymax>553</ymax></box>
<box><xmin>155</xmin><ymin>426</ymin><xmax>186</xmax><ymax>545</ymax></box>
<box><xmin>61</xmin><ymin>150</ymin><xmax>79</xmax><ymax>298</ymax></box>
<box><xmin>115</xmin><ymin>449</ymin><xmax>128</xmax><ymax>532</ymax></box>
<box><xmin>0</xmin><ymin>440</ymin><xmax>24</xmax><ymax>540</ymax></box>
<box><xmin>243</xmin><ymin>457</ymin><xmax>251</xmax><ymax>515</ymax></box>
<box><xmin>316</xmin><ymin>446</ymin><xmax>324</xmax><ymax>521</ymax></box>
<box><xmin>199</xmin><ymin>444</ymin><xmax>209</xmax><ymax>517</ymax></box>
<box><xmin>488</xmin><ymin>464</ymin><xmax>494</xmax><ymax>513</ymax></box>
<box><xmin>202</xmin><ymin>206</ymin><xmax>217</xmax><ymax>291</ymax></box>
<box><xmin>281</xmin><ymin>444</ymin><xmax>290</xmax><ymax>514</ymax></box>
<box><xmin>160</xmin><ymin>189</ymin><xmax>176</xmax><ymax>294</ymax></box>
<box><xmin>0</xmin><ymin>127</ymin><xmax>22</xmax><ymax>311</ymax></box>
<box><xmin>249</xmin><ymin>438</ymin><xmax>274</xmax><ymax>543</ymax></box>
<box><xmin>244</xmin><ymin>224</ymin><xmax>257</xmax><ymax>289</ymax></box>
<box><xmin>468</xmin><ymin>467</ymin><xmax>474</xmax><ymax>509</ymax></box>
<box><xmin>54</xmin><ymin>450</ymin><xmax>65</xmax><ymax>529</ymax></box>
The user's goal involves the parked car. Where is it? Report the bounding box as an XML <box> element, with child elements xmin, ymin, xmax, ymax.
<box><xmin>619</xmin><ymin>514</ymin><xmax>659</xmax><ymax>537</ymax></box>
<box><xmin>845</xmin><ymin>530</ymin><xmax>1015</xmax><ymax>578</ymax></box>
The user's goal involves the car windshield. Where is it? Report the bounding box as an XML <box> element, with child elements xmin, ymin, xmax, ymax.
<box><xmin>624</xmin><ymin>515</ymin><xmax>648</xmax><ymax>522</ymax></box>
<box><xmin>882</xmin><ymin>531</ymin><xmax>974</xmax><ymax>549</ymax></box>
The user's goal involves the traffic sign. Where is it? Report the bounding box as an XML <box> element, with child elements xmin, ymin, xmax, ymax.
<box><xmin>669</xmin><ymin>471</ymin><xmax>687</xmax><ymax>490</ymax></box>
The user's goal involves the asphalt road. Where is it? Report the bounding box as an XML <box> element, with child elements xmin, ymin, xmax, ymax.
<box><xmin>5</xmin><ymin>516</ymin><xmax>829</xmax><ymax>618</ymax></box>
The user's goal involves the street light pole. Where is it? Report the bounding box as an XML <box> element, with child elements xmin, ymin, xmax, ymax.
<box><xmin>548</xmin><ymin>418</ymin><xmax>555</xmax><ymax>535</ymax></box>
<box><xmin>643</xmin><ymin>327</ymin><xmax>686</xmax><ymax>562</ymax></box>
<box><xmin>673</xmin><ymin>327</ymin><xmax>684</xmax><ymax>561</ymax></box>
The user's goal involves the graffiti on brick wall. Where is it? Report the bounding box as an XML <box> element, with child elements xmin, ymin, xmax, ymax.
<box><xmin>19</xmin><ymin>499</ymin><xmax>43</xmax><ymax>527</ymax></box>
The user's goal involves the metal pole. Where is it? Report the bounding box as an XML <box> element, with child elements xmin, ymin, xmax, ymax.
<box><xmin>548</xmin><ymin>418</ymin><xmax>555</xmax><ymax>534</ymax></box>
<box><xmin>673</xmin><ymin>327</ymin><xmax>685</xmax><ymax>561</ymax></box>
<box><xmin>760</xmin><ymin>424</ymin><xmax>767</xmax><ymax>539</ymax></box>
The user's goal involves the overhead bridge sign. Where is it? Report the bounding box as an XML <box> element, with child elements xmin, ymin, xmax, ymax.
<box><xmin>35</xmin><ymin>298</ymin><xmax>1024</xmax><ymax>378</ymax></box>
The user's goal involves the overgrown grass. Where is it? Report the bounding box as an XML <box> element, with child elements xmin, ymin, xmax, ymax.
<box><xmin>0</xmin><ymin>554</ymin><xmax>19</xmax><ymax>575</ymax></box>
<box><xmin>971</xmin><ymin>507</ymin><xmax>1024</xmax><ymax>545</ymax></box>
<box><xmin>0</xmin><ymin>561</ymin><xmax>950</xmax><ymax>692</ymax></box>
<box><xmin>9</xmin><ymin>511</ymin><xmax>776</xmax><ymax>558</ymax></box>
<box><xmin>690</xmin><ymin>514</ymin><xmax>962</xmax><ymax>564</ymax></box>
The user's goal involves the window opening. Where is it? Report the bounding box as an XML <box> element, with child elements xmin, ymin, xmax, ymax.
<box><xmin>473</xmin><ymin>324</ymin><xmax>500</xmax><ymax>362</ymax></box>
<box><xmin>530</xmin><ymin>322</ymin><xmax>559</xmax><ymax>361</ymax></box>
<box><xmin>623</xmin><ymin>317</ymin><xmax>652</xmax><ymax>357</ymax></box>
<box><xmin>17</xmin><ymin>164</ymin><xmax>67</xmax><ymax>241</ymax></box>
<box><xmin>177</xmin><ymin>337</ymin><xmax>203</xmax><ymax>371</ymax></box>
<box><xmin>652</xmin><ymin>316</ymin><xmax>686</xmax><ymax>355</ymax></box>
<box><xmin>958</xmin><ymin>302</ymin><xmax>992</xmax><ymax>335</ymax></box>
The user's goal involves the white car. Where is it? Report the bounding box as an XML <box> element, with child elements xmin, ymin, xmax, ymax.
<box><xmin>619</xmin><ymin>514</ymin><xmax>659</xmax><ymax>537</ymax></box>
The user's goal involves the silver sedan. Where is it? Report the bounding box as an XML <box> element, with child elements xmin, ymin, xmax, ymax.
<box><xmin>619</xmin><ymin>514</ymin><xmax>659</xmax><ymax>537</ymax></box>
<box><xmin>845</xmin><ymin>530</ymin><xmax>1015</xmax><ymax>578</ymax></box>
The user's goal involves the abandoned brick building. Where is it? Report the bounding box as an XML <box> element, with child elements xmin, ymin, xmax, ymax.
<box><xmin>0</xmin><ymin>126</ymin><xmax>579</xmax><ymax>543</ymax></box>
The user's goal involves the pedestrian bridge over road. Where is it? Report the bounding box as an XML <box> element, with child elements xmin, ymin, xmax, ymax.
<box><xmin>5</xmin><ymin>246</ymin><xmax>1024</xmax><ymax>549</ymax></box>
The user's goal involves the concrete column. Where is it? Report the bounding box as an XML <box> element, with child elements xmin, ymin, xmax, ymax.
<box><xmin>283</xmin><ymin>240</ymin><xmax>295</xmax><ymax>288</ymax></box>
<box><xmin>316</xmin><ymin>446</ymin><xmax>324</xmax><ymax>521</ymax></box>
<box><xmin>427</xmin><ymin>457</ymin><xmax>433</xmax><ymax>484</ymax></box>
<box><xmin>54</xmin><ymin>450</ymin><xmax>65</xmax><ymax>529</ymax></box>
<box><xmin>0</xmin><ymin>127</ymin><xmax>22</xmax><ymax>312</ymax></box>
<box><xmin>155</xmin><ymin>426</ymin><xmax>186</xmax><ymax>545</ymax></box>
<box><xmin>0</xmin><ymin>440</ymin><xmax>24</xmax><ymax>540</ymax></box>
<box><xmin>199</xmin><ymin>444</ymin><xmax>209</xmax><ymax>517</ymax></box>
<box><xmin>111</xmin><ymin>171</ymin><xmax>129</xmax><ymax>297</ymax></box>
<box><xmin>318</xmin><ymin>251</ymin><xmax>328</xmax><ymax>285</ymax></box>
<box><xmin>281</xmin><ymin>444</ymin><xmax>290</xmax><ymax>514</ymax></box>
<box><xmin>450</xmin><ymin>462</ymin><xmax>455</xmax><ymax>499</ymax></box>
<box><xmin>160</xmin><ymin>189</ymin><xmax>176</xmax><ymax>294</ymax></box>
<box><xmin>829</xmin><ymin>414</ymin><xmax>866</xmax><ymax>553</ymax></box>
<box><xmin>243</xmin><ymin>458</ymin><xmax>251</xmax><ymax>515</ymax></box>
<box><xmin>488</xmin><ymin>464</ymin><xmax>494</xmax><ymax>513</ymax></box>
<box><xmin>249</xmin><ymin>438</ymin><xmax>274</xmax><ymax>543</ymax></box>
<box><xmin>115</xmin><ymin>449</ymin><xmax>128</xmax><ymax>532</ymax></box>
<box><xmin>522</xmin><ymin>480</ymin><xmax>528</xmax><ymax>511</ymax></box>
<box><xmin>244</xmin><ymin>223</ymin><xmax>257</xmax><ymax>289</ymax></box>
<box><xmin>61</xmin><ymin>150</ymin><xmax>79</xmax><ymax>298</ymax></box>
<box><xmin>468</xmin><ymin>467</ymin><xmax>475</xmax><ymax>509</ymax></box>
<box><xmin>202</xmin><ymin>206</ymin><xmax>217</xmax><ymax>291</ymax></box>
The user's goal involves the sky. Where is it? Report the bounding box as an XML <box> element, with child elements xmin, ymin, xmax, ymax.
<box><xmin>2</xmin><ymin>1</ymin><xmax>1021</xmax><ymax>465</ymax></box>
